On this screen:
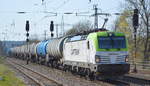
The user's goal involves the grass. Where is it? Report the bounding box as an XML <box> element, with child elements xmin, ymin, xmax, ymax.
<box><xmin>0</xmin><ymin>57</ymin><xmax>26</xmax><ymax>86</ymax></box>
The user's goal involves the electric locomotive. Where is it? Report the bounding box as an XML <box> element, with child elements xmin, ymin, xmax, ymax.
<box><xmin>63</xmin><ymin>31</ymin><xmax>130</xmax><ymax>79</ymax></box>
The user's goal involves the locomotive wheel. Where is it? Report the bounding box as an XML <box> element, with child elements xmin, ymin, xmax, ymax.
<box><xmin>71</xmin><ymin>67</ymin><xmax>76</xmax><ymax>75</ymax></box>
<box><xmin>89</xmin><ymin>72</ymin><xmax>95</xmax><ymax>81</ymax></box>
<box><xmin>85</xmin><ymin>69</ymin><xmax>90</xmax><ymax>80</ymax></box>
<box><xmin>73</xmin><ymin>67</ymin><xmax>77</xmax><ymax>75</ymax></box>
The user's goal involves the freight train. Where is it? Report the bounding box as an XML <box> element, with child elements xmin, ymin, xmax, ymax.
<box><xmin>10</xmin><ymin>29</ymin><xmax>130</xmax><ymax>80</ymax></box>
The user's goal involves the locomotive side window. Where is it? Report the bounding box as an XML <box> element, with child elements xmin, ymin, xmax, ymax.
<box><xmin>70</xmin><ymin>35</ymin><xmax>81</xmax><ymax>41</ymax></box>
<box><xmin>87</xmin><ymin>41</ymin><xmax>90</xmax><ymax>49</ymax></box>
<box><xmin>66</xmin><ymin>35</ymin><xmax>87</xmax><ymax>42</ymax></box>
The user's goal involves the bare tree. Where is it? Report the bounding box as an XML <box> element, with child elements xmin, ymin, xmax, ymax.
<box><xmin>66</xmin><ymin>20</ymin><xmax>93</xmax><ymax>35</ymax></box>
<box><xmin>126</xmin><ymin>0</ymin><xmax>150</xmax><ymax>60</ymax></box>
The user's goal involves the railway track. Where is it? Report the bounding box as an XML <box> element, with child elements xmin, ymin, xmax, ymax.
<box><xmin>6</xmin><ymin>58</ymin><xmax>116</xmax><ymax>86</ymax></box>
<box><xmin>98</xmin><ymin>79</ymin><xmax>130</xmax><ymax>86</ymax></box>
<box><xmin>7</xmin><ymin>59</ymin><xmax>63</xmax><ymax>86</ymax></box>
<box><xmin>101</xmin><ymin>75</ymin><xmax>150</xmax><ymax>86</ymax></box>
<box><xmin>6</xmin><ymin>58</ymin><xmax>150</xmax><ymax>86</ymax></box>
<box><xmin>122</xmin><ymin>75</ymin><xmax>150</xmax><ymax>85</ymax></box>
<box><xmin>98</xmin><ymin>75</ymin><xmax>150</xmax><ymax>86</ymax></box>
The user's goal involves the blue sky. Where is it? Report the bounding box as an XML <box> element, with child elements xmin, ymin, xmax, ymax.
<box><xmin>0</xmin><ymin>0</ymin><xmax>125</xmax><ymax>41</ymax></box>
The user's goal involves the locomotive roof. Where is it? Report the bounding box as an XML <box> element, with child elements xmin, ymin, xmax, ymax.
<box><xmin>96</xmin><ymin>31</ymin><xmax>125</xmax><ymax>37</ymax></box>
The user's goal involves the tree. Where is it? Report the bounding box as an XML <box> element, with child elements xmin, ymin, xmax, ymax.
<box><xmin>66</xmin><ymin>20</ymin><xmax>93</xmax><ymax>35</ymax></box>
<box><xmin>113</xmin><ymin>9</ymin><xmax>149</xmax><ymax>61</ymax></box>
<box><xmin>114</xmin><ymin>10</ymin><xmax>132</xmax><ymax>38</ymax></box>
<box><xmin>113</xmin><ymin>10</ymin><xmax>137</xmax><ymax>60</ymax></box>
<box><xmin>29</xmin><ymin>34</ymin><xmax>40</xmax><ymax>43</ymax></box>
<box><xmin>125</xmin><ymin>0</ymin><xmax>150</xmax><ymax>60</ymax></box>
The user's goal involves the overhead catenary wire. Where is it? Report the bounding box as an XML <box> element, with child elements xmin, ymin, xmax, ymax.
<box><xmin>52</xmin><ymin>0</ymin><xmax>71</xmax><ymax>11</ymax></box>
<box><xmin>0</xmin><ymin>0</ymin><xmax>127</xmax><ymax>41</ymax></box>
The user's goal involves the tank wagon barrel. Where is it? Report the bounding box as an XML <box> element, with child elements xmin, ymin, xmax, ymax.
<box><xmin>23</xmin><ymin>45</ymin><xmax>28</xmax><ymax>54</ymax></box>
<box><xmin>36</xmin><ymin>40</ymin><xmax>49</xmax><ymax>57</ymax></box>
<box><xmin>46</xmin><ymin>37</ymin><xmax>67</xmax><ymax>58</ymax></box>
<box><xmin>29</xmin><ymin>43</ymin><xmax>37</xmax><ymax>55</ymax></box>
<box><xmin>12</xmin><ymin>47</ymin><xmax>17</xmax><ymax>56</ymax></box>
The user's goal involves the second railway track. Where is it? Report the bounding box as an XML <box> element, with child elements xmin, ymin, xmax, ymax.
<box><xmin>7</xmin><ymin>59</ymin><xmax>63</xmax><ymax>86</ymax></box>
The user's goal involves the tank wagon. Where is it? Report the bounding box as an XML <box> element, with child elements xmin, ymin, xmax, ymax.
<box><xmin>10</xmin><ymin>47</ymin><xmax>17</xmax><ymax>57</ymax></box>
<box><xmin>36</xmin><ymin>40</ymin><xmax>49</xmax><ymax>64</ymax></box>
<box><xmin>10</xmin><ymin>30</ymin><xmax>130</xmax><ymax>80</ymax></box>
<box><xmin>29</xmin><ymin>43</ymin><xmax>37</xmax><ymax>62</ymax></box>
<box><xmin>46</xmin><ymin>37</ymin><xmax>67</xmax><ymax>67</ymax></box>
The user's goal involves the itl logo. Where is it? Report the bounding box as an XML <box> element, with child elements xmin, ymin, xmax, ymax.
<box><xmin>71</xmin><ymin>49</ymin><xmax>79</xmax><ymax>55</ymax></box>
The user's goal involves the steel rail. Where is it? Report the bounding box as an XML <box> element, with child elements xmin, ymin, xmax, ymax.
<box><xmin>7</xmin><ymin>60</ymin><xmax>63</xmax><ymax>86</ymax></box>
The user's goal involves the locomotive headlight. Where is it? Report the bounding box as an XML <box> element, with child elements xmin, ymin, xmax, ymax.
<box><xmin>95</xmin><ymin>55</ymin><xmax>101</xmax><ymax>63</ymax></box>
<box><xmin>125</xmin><ymin>55</ymin><xmax>129</xmax><ymax>62</ymax></box>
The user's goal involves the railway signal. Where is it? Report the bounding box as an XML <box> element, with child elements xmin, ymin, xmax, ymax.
<box><xmin>51</xmin><ymin>33</ymin><xmax>54</xmax><ymax>37</ymax></box>
<box><xmin>50</xmin><ymin>21</ymin><xmax>54</xmax><ymax>32</ymax></box>
<box><xmin>132</xmin><ymin>9</ymin><xmax>139</xmax><ymax>73</ymax></box>
<box><xmin>26</xmin><ymin>20</ymin><xmax>30</xmax><ymax>32</ymax></box>
<box><xmin>50</xmin><ymin>21</ymin><xmax>54</xmax><ymax>37</ymax></box>
<box><xmin>26</xmin><ymin>38</ymin><xmax>29</xmax><ymax>42</ymax></box>
<box><xmin>133</xmin><ymin>9</ymin><xmax>139</xmax><ymax>27</ymax></box>
<box><xmin>25</xmin><ymin>20</ymin><xmax>30</xmax><ymax>42</ymax></box>
<box><xmin>25</xmin><ymin>20</ymin><xmax>30</xmax><ymax>64</ymax></box>
<box><xmin>26</xmin><ymin>33</ymin><xmax>29</xmax><ymax>37</ymax></box>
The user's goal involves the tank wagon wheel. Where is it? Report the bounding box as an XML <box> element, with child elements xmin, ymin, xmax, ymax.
<box><xmin>49</xmin><ymin>61</ymin><xmax>54</xmax><ymax>68</ymax></box>
<box><xmin>63</xmin><ymin>65</ymin><xmax>67</xmax><ymax>72</ymax></box>
<box><xmin>56</xmin><ymin>61</ymin><xmax>60</xmax><ymax>69</ymax></box>
<box><xmin>45</xmin><ymin>62</ymin><xmax>50</xmax><ymax>67</ymax></box>
<box><xmin>51</xmin><ymin>61</ymin><xmax>57</xmax><ymax>68</ymax></box>
<box><xmin>57</xmin><ymin>63</ymin><xmax>62</xmax><ymax>70</ymax></box>
<box><xmin>36</xmin><ymin>58</ymin><xmax>40</xmax><ymax>64</ymax></box>
<box><xmin>54</xmin><ymin>61</ymin><xmax>58</xmax><ymax>68</ymax></box>
<box><xmin>34</xmin><ymin>57</ymin><xmax>37</xmax><ymax>63</ymax></box>
<box><xmin>34</xmin><ymin>58</ymin><xmax>38</xmax><ymax>63</ymax></box>
<box><xmin>39</xmin><ymin>57</ymin><xmax>43</xmax><ymax>65</ymax></box>
<box><xmin>33</xmin><ymin>57</ymin><xmax>36</xmax><ymax>63</ymax></box>
<box><xmin>39</xmin><ymin>57</ymin><xmax>42</xmax><ymax>65</ymax></box>
<box><xmin>21</xmin><ymin>55</ymin><xmax>23</xmax><ymax>60</ymax></box>
<box><xmin>36</xmin><ymin>58</ymin><xmax>39</xmax><ymax>64</ymax></box>
<box><xmin>52</xmin><ymin>61</ymin><xmax>55</xmax><ymax>68</ymax></box>
<box><xmin>30</xmin><ymin>56</ymin><xmax>34</xmax><ymax>62</ymax></box>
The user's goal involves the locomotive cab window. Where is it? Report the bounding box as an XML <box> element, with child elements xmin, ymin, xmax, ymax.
<box><xmin>98</xmin><ymin>36</ymin><xmax>126</xmax><ymax>49</ymax></box>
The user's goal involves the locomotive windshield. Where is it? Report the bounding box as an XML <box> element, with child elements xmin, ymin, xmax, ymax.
<box><xmin>98</xmin><ymin>36</ymin><xmax>126</xmax><ymax>49</ymax></box>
